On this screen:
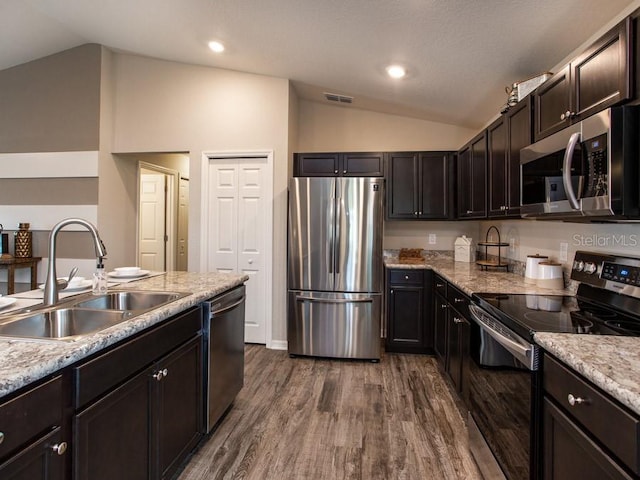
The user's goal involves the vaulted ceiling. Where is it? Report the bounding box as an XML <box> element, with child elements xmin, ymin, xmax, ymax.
<box><xmin>1</xmin><ymin>0</ymin><xmax>636</xmax><ymax>128</ymax></box>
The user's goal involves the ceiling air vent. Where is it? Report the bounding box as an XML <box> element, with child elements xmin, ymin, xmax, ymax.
<box><xmin>323</xmin><ymin>92</ymin><xmax>353</xmax><ymax>104</ymax></box>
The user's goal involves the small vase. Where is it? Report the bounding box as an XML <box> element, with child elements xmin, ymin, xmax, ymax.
<box><xmin>14</xmin><ymin>223</ymin><xmax>32</xmax><ymax>258</ymax></box>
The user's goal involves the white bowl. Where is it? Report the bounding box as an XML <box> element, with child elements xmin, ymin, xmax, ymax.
<box><xmin>114</xmin><ymin>266</ymin><xmax>141</xmax><ymax>275</ymax></box>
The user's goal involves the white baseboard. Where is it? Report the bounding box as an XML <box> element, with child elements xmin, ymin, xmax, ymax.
<box><xmin>267</xmin><ymin>339</ymin><xmax>288</xmax><ymax>350</ymax></box>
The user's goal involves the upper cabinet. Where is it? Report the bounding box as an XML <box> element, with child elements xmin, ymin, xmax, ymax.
<box><xmin>294</xmin><ymin>152</ymin><xmax>384</xmax><ymax>177</ymax></box>
<box><xmin>534</xmin><ymin>17</ymin><xmax>632</xmax><ymax>141</ymax></box>
<box><xmin>488</xmin><ymin>96</ymin><xmax>532</xmax><ymax>218</ymax></box>
<box><xmin>457</xmin><ymin>132</ymin><xmax>487</xmax><ymax>219</ymax></box>
<box><xmin>386</xmin><ymin>151</ymin><xmax>454</xmax><ymax>220</ymax></box>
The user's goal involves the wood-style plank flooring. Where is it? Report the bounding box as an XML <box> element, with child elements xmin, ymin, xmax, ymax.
<box><xmin>178</xmin><ymin>345</ymin><xmax>482</xmax><ymax>480</ymax></box>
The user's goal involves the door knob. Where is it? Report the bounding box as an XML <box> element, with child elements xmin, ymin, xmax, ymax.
<box><xmin>248</xmin><ymin>259</ymin><xmax>254</xmax><ymax>264</ymax></box>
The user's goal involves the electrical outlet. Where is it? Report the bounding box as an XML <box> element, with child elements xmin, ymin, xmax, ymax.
<box><xmin>559</xmin><ymin>242</ymin><xmax>568</xmax><ymax>262</ymax></box>
<box><xmin>428</xmin><ymin>234</ymin><xmax>437</xmax><ymax>245</ymax></box>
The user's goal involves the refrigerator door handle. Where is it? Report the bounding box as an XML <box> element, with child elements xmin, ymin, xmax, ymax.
<box><xmin>296</xmin><ymin>295</ymin><xmax>375</xmax><ymax>304</ymax></box>
<box><xmin>328</xmin><ymin>183</ymin><xmax>335</xmax><ymax>275</ymax></box>
<box><xmin>334</xmin><ymin>178</ymin><xmax>341</xmax><ymax>275</ymax></box>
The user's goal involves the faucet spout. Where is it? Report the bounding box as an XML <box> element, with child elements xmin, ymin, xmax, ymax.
<box><xmin>43</xmin><ymin>218</ymin><xmax>108</xmax><ymax>306</ymax></box>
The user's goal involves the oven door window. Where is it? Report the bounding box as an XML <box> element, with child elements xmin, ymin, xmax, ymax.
<box><xmin>469</xmin><ymin>324</ymin><xmax>535</xmax><ymax>480</ymax></box>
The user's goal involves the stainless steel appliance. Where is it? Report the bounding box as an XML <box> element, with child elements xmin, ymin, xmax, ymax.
<box><xmin>520</xmin><ymin>106</ymin><xmax>640</xmax><ymax>221</ymax></box>
<box><xmin>203</xmin><ymin>285</ymin><xmax>245</xmax><ymax>432</ymax></box>
<box><xmin>287</xmin><ymin>177</ymin><xmax>383</xmax><ymax>360</ymax></box>
<box><xmin>468</xmin><ymin>251</ymin><xmax>640</xmax><ymax>480</ymax></box>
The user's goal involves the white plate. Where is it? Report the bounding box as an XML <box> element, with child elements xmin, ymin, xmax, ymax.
<box><xmin>107</xmin><ymin>270</ymin><xmax>150</xmax><ymax>278</ymax></box>
<box><xmin>38</xmin><ymin>279</ymin><xmax>93</xmax><ymax>291</ymax></box>
<box><xmin>0</xmin><ymin>297</ymin><xmax>17</xmax><ymax>309</ymax></box>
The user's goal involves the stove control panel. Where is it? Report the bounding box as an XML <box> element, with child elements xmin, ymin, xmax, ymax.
<box><xmin>572</xmin><ymin>251</ymin><xmax>640</xmax><ymax>299</ymax></box>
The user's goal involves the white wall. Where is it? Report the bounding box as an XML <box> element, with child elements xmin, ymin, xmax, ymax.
<box><xmin>110</xmin><ymin>53</ymin><xmax>291</xmax><ymax>345</ymax></box>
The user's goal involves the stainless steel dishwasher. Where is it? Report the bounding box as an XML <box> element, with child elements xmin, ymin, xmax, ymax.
<box><xmin>203</xmin><ymin>284</ymin><xmax>246</xmax><ymax>432</ymax></box>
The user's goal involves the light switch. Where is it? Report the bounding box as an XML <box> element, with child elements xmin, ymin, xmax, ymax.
<box><xmin>428</xmin><ymin>234</ymin><xmax>436</xmax><ymax>245</ymax></box>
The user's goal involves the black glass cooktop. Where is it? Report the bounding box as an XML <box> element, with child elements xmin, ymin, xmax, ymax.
<box><xmin>473</xmin><ymin>291</ymin><xmax>640</xmax><ymax>340</ymax></box>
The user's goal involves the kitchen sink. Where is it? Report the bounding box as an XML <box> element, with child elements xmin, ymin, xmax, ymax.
<box><xmin>71</xmin><ymin>291</ymin><xmax>187</xmax><ymax>311</ymax></box>
<box><xmin>0</xmin><ymin>308</ymin><xmax>134</xmax><ymax>340</ymax></box>
<box><xmin>0</xmin><ymin>290</ymin><xmax>190</xmax><ymax>341</ymax></box>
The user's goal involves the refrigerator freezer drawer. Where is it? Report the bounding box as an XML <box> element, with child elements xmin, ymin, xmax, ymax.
<box><xmin>287</xmin><ymin>291</ymin><xmax>381</xmax><ymax>360</ymax></box>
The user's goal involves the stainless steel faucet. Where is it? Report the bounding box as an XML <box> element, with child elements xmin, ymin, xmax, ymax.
<box><xmin>43</xmin><ymin>218</ymin><xmax>108</xmax><ymax>305</ymax></box>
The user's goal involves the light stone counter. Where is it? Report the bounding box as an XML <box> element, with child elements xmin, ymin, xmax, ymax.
<box><xmin>384</xmin><ymin>251</ymin><xmax>573</xmax><ymax>296</ymax></box>
<box><xmin>535</xmin><ymin>333</ymin><xmax>640</xmax><ymax>416</ymax></box>
<box><xmin>0</xmin><ymin>272</ymin><xmax>247</xmax><ymax>399</ymax></box>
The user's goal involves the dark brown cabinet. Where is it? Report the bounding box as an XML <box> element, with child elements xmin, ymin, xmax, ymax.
<box><xmin>542</xmin><ymin>354</ymin><xmax>639</xmax><ymax>479</ymax></box>
<box><xmin>0</xmin><ymin>375</ymin><xmax>67</xmax><ymax>480</ymax></box>
<box><xmin>534</xmin><ymin>17</ymin><xmax>632</xmax><ymax>141</ymax></box>
<box><xmin>457</xmin><ymin>132</ymin><xmax>487</xmax><ymax>219</ymax></box>
<box><xmin>488</xmin><ymin>97</ymin><xmax>532</xmax><ymax>218</ymax></box>
<box><xmin>385</xmin><ymin>268</ymin><xmax>433</xmax><ymax>353</ymax></box>
<box><xmin>294</xmin><ymin>152</ymin><xmax>384</xmax><ymax>177</ymax></box>
<box><xmin>386</xmin><ymin>151</ymin><xmax>454</xmax><ymax>220</ymax></box>
<box><xmin>73</xmin><ymin>307</ymin><xmax>203</xmax><ymax>480</ymax></box>
<box><xmin>432</xmin><ymin>276</ymin><xmax>471</xmax><ymax>403</ymax></box>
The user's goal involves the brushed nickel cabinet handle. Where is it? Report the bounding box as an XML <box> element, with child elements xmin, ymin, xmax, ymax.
<box><xmin>0</xmin><ymin>432</ymin><xmax>4</xmax><ymax>445</ymax></box>
<box><xmin>454</xmin><ymin>298</ymin><xmax>465</xmax><ymax>303</ymax></box>
<box><xmin>567</xmin><ymin>393</ymin><xmax>586</xmax><ymax>406</ymax></box>
<box><xmin>51</xmin><ymin>442</ymin><xmax>67</xmax><ymax>455</ymax></box>
<box><xmin>453</xmin><ymin>317</ymin><xmax>463</xmax><ymax>324</ymax></box>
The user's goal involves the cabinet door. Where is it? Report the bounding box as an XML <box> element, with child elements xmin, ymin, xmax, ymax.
<box><xmin>457</xmin><ymin>133</ymin><xmax>487</xmax><ymax>219</ymax></box>
<box><xmin>386</xmin><ymin>152</ymin><xmax>418</xmax><ymax>219</ymax></box>
<box><xmin>534</xmin><ymin>65</ymin><xmax>572</xmax><ymax>141</ymax></box>
<box><xmin>456</xmin><ymin>145</ymin><xmax>472</xmax><ymax>218</ymax></box>
<box><xmin>341</xmin><ymin>152</ymin><xmax>384</xmax><ymax>177</ymax></box>
<box><xmin>0</xmin><ymin>428</ymin><xmax>65</xmax><ymax>480</ymax></box>
<box><xmin>487</xmin><ymin>117</ymin><xmax>508</xmax><ymax>217</ymax></box>
<box><xmin>74</xmin><ymin>369</ymin><xmax>151</xmax><ymax>480</ymax></box>
<box><xmin>419</xmin><ymin>152</ymin><xmax>452</xmax><ymax>219</ymax></box>
<box><xmin>433</xmin><ymin>291</ymin><xmax>448</xmax><ymax>367</ymax></box>
<box><xmin>386</xmin><ymin>285</ymin><xmax>424</xmax><ymax>351</ymax></box>
<box><xmin>294</xmin><ymin>153</ymin><xmax>340</xmax><ymax>176</ymax></box>
<box><xmin>572</xmin><ymin>18</ymin><xmax>631</xmax><ymax>122</ymax></box>
<box><xmin>543</xmin><ymin>398</ymin><xmax>633</xmax><ymax>480</ymax></box>
<box><xmin>506</xmin><ymin>98</ymin><xmax>531</xmax><ymax>216</ymax></box>
<box><xmin>154</xmin><ymin>336</ymin><xmax>203</xmax><ymax>480</ymax></box>
<box><xmin>447</xmin><ymin>310</ymin><xmax>470</xmax><ymax>399</ymax></box>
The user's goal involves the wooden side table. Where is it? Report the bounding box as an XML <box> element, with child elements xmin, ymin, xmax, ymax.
<box><xmin>0</xmin><ymin>257</ymin><xmax>42</xmax><ymax>294</ymax></box>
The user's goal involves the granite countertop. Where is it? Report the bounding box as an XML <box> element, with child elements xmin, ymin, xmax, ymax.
<box><xmin>0</xmin><ymin>271</ymin><xmax>247</xmax><ymax>399</ymax></box>
<box><xmin>386</xmin><ymin>250</ymin><xmax>640</xmax><ymax>416</ymax></box>
<box><xmin>534</xmin><ymin>333</ymin><xmax>640</xmax><ymax>416</ymax></box>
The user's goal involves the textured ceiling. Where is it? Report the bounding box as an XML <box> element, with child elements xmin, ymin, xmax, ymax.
<box><xmin>1</xmin><ymin>0</ymin><xmax>637</xmax><ymax>128</ymax></box>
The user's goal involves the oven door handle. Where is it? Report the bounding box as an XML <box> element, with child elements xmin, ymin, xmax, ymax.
<box><xmin>562</xmin><ymin>132</ymin><xmax>582</xmax><ymax>210</ymax></box>
<box><xmin>469</xmin><ymin>304</ymin><xmax>537</xmax><ymax>370</ymax></box>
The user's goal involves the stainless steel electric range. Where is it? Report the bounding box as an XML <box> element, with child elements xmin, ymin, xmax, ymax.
<box><xmin>468</xmin><ymin>251</ymin><xmax>640</xmax><ymax>480</ymax></box>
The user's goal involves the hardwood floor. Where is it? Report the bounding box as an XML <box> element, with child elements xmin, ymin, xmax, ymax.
<box><xmin>178</xmin><ymin>345</ymin><xmax>482</xmax><ymax>480</ymax></box>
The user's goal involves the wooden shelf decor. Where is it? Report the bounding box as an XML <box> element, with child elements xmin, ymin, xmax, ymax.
<box><xmin>477</xmin><ymin>225</ymin><xmax>509</xmax><ymax>271</ymax></box>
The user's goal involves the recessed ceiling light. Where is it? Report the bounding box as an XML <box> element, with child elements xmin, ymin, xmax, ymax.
<box><xmin>386</xmin><ymin>65</ymin><xmax>406</xmax><ymax>79</ymax></box>
<box><xmin>208</xmin><ymin>41</ymin><xmax>225</xmax><ymax>53</ymax></box>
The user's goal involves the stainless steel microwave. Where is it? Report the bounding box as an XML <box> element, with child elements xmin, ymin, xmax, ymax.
<box><xmin>520</xmin><ymin>106</ymin><xmax>640</xmax><ymax>221</ymax></box>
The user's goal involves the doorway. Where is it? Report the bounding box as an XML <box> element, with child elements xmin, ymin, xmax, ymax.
<box><xmin>201</xmin><ymin>151</ymin><xmax>273</xmax><ymax>346</ymax></box>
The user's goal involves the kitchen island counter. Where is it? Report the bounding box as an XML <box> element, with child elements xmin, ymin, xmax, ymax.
<box><xmin>0</xmin><ymin>271</ymin><xmax>247</xmax><ymax>399</ymax></box>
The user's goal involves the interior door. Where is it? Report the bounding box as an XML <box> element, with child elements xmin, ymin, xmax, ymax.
<box><xmin>207</xmin><ymin>158</ymin><xmax>270</xmax><ymax>344</ymax></box>
<box><xmin>138</xmin><ymin>172</ymin><xmax>166</xmax><ymax>271</ymax></box>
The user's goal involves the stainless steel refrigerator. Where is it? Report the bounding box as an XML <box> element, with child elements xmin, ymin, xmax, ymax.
<box><xmin>287</xmin><ymin>176</ymin><xmax>383</xmax><ymax>360</ymax></box>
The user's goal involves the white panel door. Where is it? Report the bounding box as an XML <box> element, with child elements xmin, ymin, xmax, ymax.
<box><xmin>138</xmin><ymin>173</ymin><xmax>166</xmax><ymax>271</ymax></box>
<box><xmin>207</xmin><ymin>158</ymin><xmax>269</xmax><ymax>344</ymax></box>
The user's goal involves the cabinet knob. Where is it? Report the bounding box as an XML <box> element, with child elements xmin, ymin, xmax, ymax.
<box><xmin>51</xmin><ymin>442</ymin><xmax>68</xmax><ymax>455</ymax></box>
<box><xmin>334</xmin><ymin>170</ymin><xmax>338</xmax><ymax>174</ymax></box>
<box><xmin>153</xmin><ymin>368</ymin><xmax>169</xmax><ymax>381</ymax></box>
<box><xmin>414</xmin><ymin>211</ymin><xmax>418</xmax><ymax>216</ymax></box>
<box><xmin>343</xmin><ymin>170</ymin><xmax>347</xmax><ymax>174</ymax></box>
<box><xmin>560</xmin><ymin>110</ymin><xmax>574</xmax><ymax>121</ymax></box>
<box><xmin>466</xmin><ymin>210</ymin><xmax>473</xmax><ymax>215</ymax></box>
<box><xmin>404</xmin><ymin>275</ymin><xmax>409</xmax><ymax>280</ymax></box>
<box><xmin>567</xmin><ymin>393</ymin><xmax>587</xmax><ymax>406</ymax></box>
<box><xmin>454</xmin><ymin>297</ymin><xmax>465</xmax><ymax>303</ymax></box>
<box><xmin>441</xmin><ymin>304</ymin><xmax>448</xmax><ymax>309</ymax></box>
<box><xmin>453</xmin><ymin>317</ymin><xmax>463</xmax><ymax>324</ymax></box>
<box><xmin>436</xmin><ymin>283</ymin><xmax>444</xmax><ymax>288</ymax></box>
<box><xmin>0</xmin><ymin>432</ymin><xmax>4</xmax><ymax>445</ymax></box>
<box><xmin>390</xmin><ymin>289</ymin><xmax>394</xmax><ymax>294</ymax></box>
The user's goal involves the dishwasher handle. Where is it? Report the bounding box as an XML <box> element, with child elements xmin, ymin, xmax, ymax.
<box><xmin>209</xmin><ymin>295</ymin><xmax>246</xmax><ymax>316</ymax></box>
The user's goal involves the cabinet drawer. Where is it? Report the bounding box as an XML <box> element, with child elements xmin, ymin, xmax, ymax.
<box><xmin>433</xmin><ymin>276</ymin><xmax>447</xmax><ymax>296</ymax></box>
<box><xmin>0</xmin><ymin>375</ymin><xmax>63</xmax><ymax>460</ymax></box>
<box><xmin>74</xmin><ymin>306</ymin><xmax>202</xmax><ymax>410</ymax></box>
<box><xmin>388</xmin><ymin>269</ymin><xmax>423</xmax><ymax>285</ymax></box>
<box><xmin>447</xmin><ymin>284</ymin><xmax>470</xmax><ymax>317</ymax></box>
<box><xmin>544</xmin><ymin>354</ymin><xmax>640</xmax><ymax>475</ymax></box>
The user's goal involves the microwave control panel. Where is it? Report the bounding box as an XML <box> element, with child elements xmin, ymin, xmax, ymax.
<box><xmin>583</xmin><ymin>133</ymin><xmax>608</xmax><ymax>197</ymax></box>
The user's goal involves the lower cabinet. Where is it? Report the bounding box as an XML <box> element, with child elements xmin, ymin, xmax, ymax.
<box><xmin>73</xmin><ymin>306</ymin><xmax>203</xmax><ymax>480</ymax></box>
<box><xmin>433</xmin><ymin>275</ymin><xmax>471</xmax><ymax>404</ymax></box>
<box><xmin>385</xmin><ymin>268</ymin><xmax>433</xmax><ymax>353</ymax></box>
<box><xmin>0</xmin><ymin>375</ymin><xmax>68</xmax><ymax>480</ymax></box>
<box><xmin>542</xmin><ymin>353</ymin><xmax>639</xmax><ymax>479</ymax></box>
